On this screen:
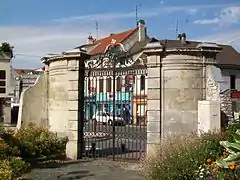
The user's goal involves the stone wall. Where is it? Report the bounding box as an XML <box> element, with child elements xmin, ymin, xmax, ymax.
<box><xmin>48</xmin><ymin>60</ymin><xmax>68</xmax><ymax>137</ymax></box>
<box><xmin>220</xmin><ymin>90</ymin><xmax>232</xmax><ymax>129</ymax></box>
<box><xmin>205</xmin><ymin>65</ymin><xmax>232</xmax><ymax>129</ymax></box>
<box><xmin>0</xmin><ymin>98</ymin><xmax>11</xmax><ymax>124</ymax></box>
<box><xmin>17</xmin><ymin>73</ymin><xmax>48</xmax><ymax>129</ymax></box>
<box><xmin>161</xmin><ymin>54</ymin><xmax>205</xmax><ymax>135</ymax></box>
<box><xmin>3</xmin><ymin>99</ymin><xmax>11</xmax><ymax>124</ymax></box>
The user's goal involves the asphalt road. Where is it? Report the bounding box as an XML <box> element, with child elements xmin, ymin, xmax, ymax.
<box><xmin>83</xmin><ymin>122</ymin><xmax>147</xmax><ymax>159</ymax></box>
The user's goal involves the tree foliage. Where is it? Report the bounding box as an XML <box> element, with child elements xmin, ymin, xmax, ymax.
<box><xmin>0</xmin><ymin>42</ymin><xmax>14</xmax><ymax>58</ymax></box>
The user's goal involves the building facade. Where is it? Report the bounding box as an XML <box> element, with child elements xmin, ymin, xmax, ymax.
<box><xmin>0</xmin><ymin>51</ymin><xmax>12</xmax><ymax>124</ymax></box>
<box><xmin>82</xmin><ymin>20</ymin><xmax>149</xmax><ymax>125</ymax></box>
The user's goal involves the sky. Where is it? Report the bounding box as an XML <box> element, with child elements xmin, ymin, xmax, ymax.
<box><xmin>0</xmin><ymin>0</ymin><xmax>240</xmax><ymax>69</ymax></box>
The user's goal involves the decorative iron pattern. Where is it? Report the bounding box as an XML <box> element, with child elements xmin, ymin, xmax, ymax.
<box><xmin>83</xmin><ymin>40</ymin><xmax>147</xmax><ymax>161</ymax></box>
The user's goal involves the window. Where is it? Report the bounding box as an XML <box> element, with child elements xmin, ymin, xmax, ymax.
<box><xmin>99</xmin><ymin>78</ymin><xmax>103</xmax><ymax>92</ymax></box>
<box><xmin>0</xmin><ymin>70</ymin><xmax>6</xmax><ymax>94</ymax></box>
<box><xmin>0</xmin><ymin>88</ymin><xmax>5</xmax><ymax>93</ymax></box>
<box><xmin>140</xmin><ymin>75</ymin><xmax>145</xmax><ymax>91</ymax></box>
<box><xmin>125</xmin><ymin>76</ymin><xmax>130</xmax><ymax>92</ymax></box>
<box><xmin>230</xmin><ymin>75</ymin><xmax>236</xmax><ymax>90</ymax></box>
<box><xmin>106</xmin><ymin>77</ymin><xmax>112</xmax><ymax>92</ymax></box>
<box><xmin>88</xmin><ymin>78</ymin><xmax>91</xmax><ymax>91</ymax></box>
<box><xmin>117</xmin><ymin>77</ymin><xmax>122</xmax><ymax>91</ymax></box>
<box><xmin>0</xmin><ymin>71</ymin><xmax>6</xmax><ymax>79</ymax></box>
<box><xmin>0</xmin><ymin>81</ymin><xmax>5</xmax><ymax>86</ymax></box>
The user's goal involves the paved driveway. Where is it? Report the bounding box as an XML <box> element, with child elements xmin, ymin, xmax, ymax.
<box><xmin>22</xmin><ymin>160</ymin><xmax>146</xmax><ymax>180</ymax></box>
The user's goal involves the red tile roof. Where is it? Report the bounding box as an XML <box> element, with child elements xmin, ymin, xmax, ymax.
<box><xmin>89</xmin><ymin>28</ymin><xmax>138</xmax><ymax>55</ymax></box>
<box><xmin>14</xmin><ymin>69</ymin><xmax>35</xmax><ymax>75</ymax></box>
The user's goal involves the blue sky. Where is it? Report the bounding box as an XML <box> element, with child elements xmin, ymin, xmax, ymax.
<box><xmin>0</xmin><ymin>0</ymin><xmax>240</xmax><ymax>68</ymax></box>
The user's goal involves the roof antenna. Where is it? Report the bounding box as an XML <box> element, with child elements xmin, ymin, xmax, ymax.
<box><xmin>175</xmin><ymin>20</ymin><xmax>179</xmax><ymax>39</ymax></box>
<box><xmin>135</xmin><ymin>4</ymin><xmax>142</xmax><ymax>27</ymax></box>
<box><xmin>95</xmin><ymin>21</ymin><xmax>99</xmax><ymax>40</ymax></box>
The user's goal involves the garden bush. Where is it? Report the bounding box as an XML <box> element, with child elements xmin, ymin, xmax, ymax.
<box><xmin>0</xmin><ymin>159</ymin><xmax>13</xmax><ymax>180</ymax></box>
<box><xmin>0</xmin><ymin>123</ymin><xmax>69</xmax><ymax>179</ymax></box>
<box><xmin>13</xmin><ymin>123</ymin><xmax>68</xmax><ymax>159</ymax></box>
<box><xmin>9</xmin><ymin>157</ymin><xmax>30</xmax><ymax>179</ymax></box>
<box><xmin>144</xmin><ymin>131</ymin><xmax>228</xmax><ymax>180</ymax></box>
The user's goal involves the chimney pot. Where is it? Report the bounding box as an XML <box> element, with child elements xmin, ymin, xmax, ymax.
<box><xmin>138</xmin><ymin>19</ymin><xmax>146</xmax><ymax>42</ymax></box>
<box><xmin>177</xmin><ymin>34</ymin><xmax>182</xmax><ymax>40</ymax></box>
<box><xmin>87</xmin><ymin>35</ymin><xmax>95</xmax><ymax>44</ymax></box>
<box><xmin>181</xmin><ymin>33</ymin><xmax>186</xmax><ymax>44</ymax></box>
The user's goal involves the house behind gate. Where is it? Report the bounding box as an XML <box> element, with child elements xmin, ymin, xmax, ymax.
<box><xmin>80</xmin><ymin>19</ymin><xmax>150</xmax><ymax>125</ymax></box>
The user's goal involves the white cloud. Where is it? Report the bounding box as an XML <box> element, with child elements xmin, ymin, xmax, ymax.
<box><xmin>194</xmin><ymin>18</ymin><xmax>219</xmax><ymax>24</ymax></box>
<box><xmin>194</xmin><ymin>6</ymin><xmax>240</xmax><ymax>25</ymax></box>
<box><xmin>0</xmin><ymin>22</ymin><xmax>124</xmax><ymax>69</ymax></box>
<box><xmin>187</xmin><ymin>9</ymin><xmax>198</xmax><ymax>15</ymax></box>
<box><xmin>53</xmin><ymin>11</ymin><xmax>159</xmax><ymax>23</ymax></box>
<box><xmin>194</xmin><ymin>30</ymin><xmax>240</xmax><ymax>52</ymax></box>
<box><xmin>53</xmin><ymin>3</ymin><xmax>237</xmax><ymax>24</ymax></box>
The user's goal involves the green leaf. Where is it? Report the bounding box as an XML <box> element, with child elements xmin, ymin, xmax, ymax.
<box><xmin>230</xmin><ymin>142</ymin><xmax>240</xmax><ymax>151</ymax></box>
<box><xmin>224</xmin><ymin>152</ymin><xmax>240</xmax><ymax>162</ymax></box>
<box><xmin>220</xmin><ymin>141</ymin><xmax>232</xmax><ymax>148</ymax></box>
<box><xmin>232</xmin><ymin>123</ymin><xmax>240</xmax><ymax>130</ymax></box>
<box><xmin>216</xmin><ymin>159</ymin><xmax>232</xmax><ymax>168</ymax></box>
<box><xmin>225</xmin><ymin>147</ymin><xmax>237</xmax><ymax>154</ymax></box>
<box><xmin>232</xmin><ymin>132</ymin><xmax>240</xmax><ymax>143</ymax></box>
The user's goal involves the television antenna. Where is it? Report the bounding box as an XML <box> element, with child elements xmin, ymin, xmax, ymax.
<box><xmin>135</xmin><ymin>4</ymin><xmax>142</xmax><ymax>27</ymax></box>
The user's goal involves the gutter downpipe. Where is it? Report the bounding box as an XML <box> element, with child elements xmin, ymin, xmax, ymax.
<box><xmin>160</xmin><ymin>41</ymin><xmax>166</xmax><ymax>141</ymax></box>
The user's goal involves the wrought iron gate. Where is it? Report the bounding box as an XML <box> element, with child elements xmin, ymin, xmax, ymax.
<box><xmin>83</xmin><ymin>41</ymin><xmax>147</xmax><ymax>161</ymax></box>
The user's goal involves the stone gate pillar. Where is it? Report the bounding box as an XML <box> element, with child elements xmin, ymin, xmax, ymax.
<box><xmin>65</xmin><ymin>49</ymin><xmax>90</xmax><ymax>160</ymax></box>
<box><xmin>42</xmin><ymin>49</ymin><xmax>90</xmax><ymax>160</ymax></box>
<box><xmin>144</xmin><ymin>41</ymin><xmax>163</xmax><ymax>153</ymax></box>
<box><xmin>144</xmin><ymin>40</ymin><xmax>222</xmax><ymax>154</ymax></box>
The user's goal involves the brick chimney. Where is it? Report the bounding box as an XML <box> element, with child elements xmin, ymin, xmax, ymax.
<box><xmin>87</xmin><ymin>35</ymin><xmax>95</xmax><ymax>44</ymax></box>
<box><xmin>138</xmin><ymin>19</ymin><xmax>147</xmax><ymax>42</ymax></box>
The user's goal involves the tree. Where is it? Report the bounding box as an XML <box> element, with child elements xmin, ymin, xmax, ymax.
<box><xmin>0</xmin><ymin>42</ymin><xmax>14</xmax><ymax>58</ymax></box>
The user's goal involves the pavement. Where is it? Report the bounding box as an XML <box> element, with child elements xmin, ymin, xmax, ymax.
<box><xmin>22</xmin><ymin>160</ymin><xmax>146</xmax><ymax>180</ymax></box>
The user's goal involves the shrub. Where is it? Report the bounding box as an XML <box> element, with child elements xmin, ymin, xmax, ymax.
<box><xmin>14</xmin><ymin>123</ymin><xmax>68</xmax><ymax>158</ymax></box>
<box><xmin>216</xmin><ymin>122</ymin><xmax>240</xmax><ymax>168</ymax></box>
<box><xmin>0</xmin><ymin>123</ymin><xmax>69</xmax><ymax>178</ymax></box>
<box><xmin>144</xmin><ymin>131</ymin><xmax>227</xmax><ymax>180</ymax></box>
<box><xmin>9</xmin><ymin>157</ymin><xmax>30</xmax><ymax>179</ymax></box>
<box><xmin>0</xmin><ymin>159</ymin><xmax>13</xmax><ymax>180</ymax></box>
<box><xmin>0</xmin><ymin>138</ymin><xmax>12</xmax><ymax>159</ymax></box>
<box><xmin>0</xmin><ymin>130</ymin><xmax>20</xmax><ymax>157</ymax></box>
